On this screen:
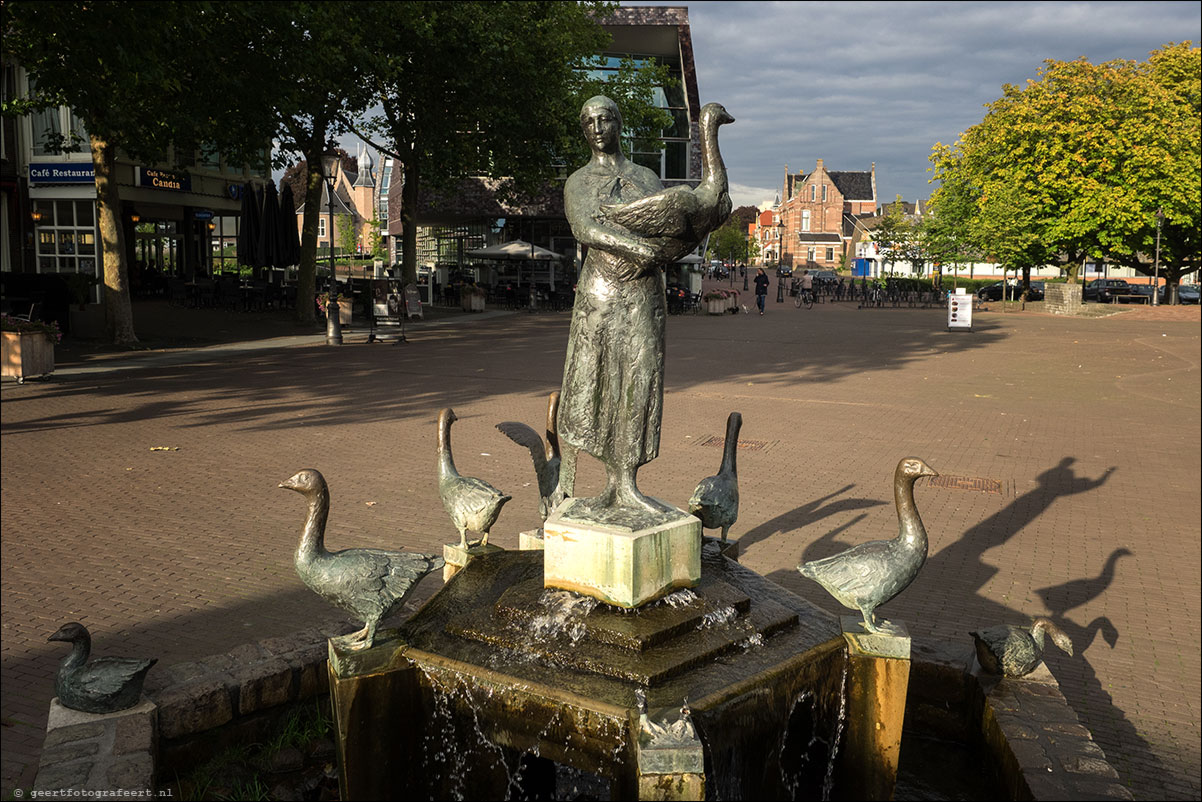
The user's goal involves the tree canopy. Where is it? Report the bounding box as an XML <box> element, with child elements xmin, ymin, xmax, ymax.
<box><xmin>928</xmin><ymin>42</ymin><xmax>1200</xmax><ymax>298</ymax></box>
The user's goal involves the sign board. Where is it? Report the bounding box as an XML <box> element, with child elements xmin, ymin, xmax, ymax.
<box><xmin>404</xmin><ymin>283</ymin><xmax>423</xmax><ymax>320</ymax></box>
<box><xmin>368</xmin><ymin>279</ymin><xmax>404</xmax><ymax>343</ymax></box>
<box><xmin>193</xmin><ymin>210</ymin><xmax>214</xmax><ymax>220</ymax></box>
<box><xmin>29</xmin><ymin>162</ymin><xmax>95</xmax><ymax>184</ymax></box>
<box><xmin>139</xmin><ymin>168</ymin><xmax>192</xmax><ymax>192</ymax></box>
<box><xmin>947</xmin><ymin>288</ymin><xmax>972</xmax><ymax>330</ymax></box>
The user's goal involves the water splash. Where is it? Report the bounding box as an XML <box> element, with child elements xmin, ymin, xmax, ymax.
<box><xmin>660</xmin><ymin>588</ymin><xmax>699</xmax><ymax>608</ymax></box>
<box><xmin>700</xmin><ymin>604</ymin><xmax>738</xmax><ymax>628</ymax></box>
<box><xmin>740</xmin><ymin>632</ymin><xmax>765</xmax><ymax>650</ymax></box>
<box><xmin>529</xmin><ymin>589</ymin><xmax>598</xmax><ymax>645</ymax></box>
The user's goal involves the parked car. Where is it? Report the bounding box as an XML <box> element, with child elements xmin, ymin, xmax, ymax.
<box><xmin>1083</xmin><ymin>278</ymin><xmax>1131</xmax><ymax>303</ymax></box>
<box><xmin>1174</xmin><ymin>284</ymin><xmax>1200</xmax><ymax>304</ymax></box>
<box><xmin>978</xmin><ymin>281</ymin><xmax>1016</xmax><ymax>301</ymax></box>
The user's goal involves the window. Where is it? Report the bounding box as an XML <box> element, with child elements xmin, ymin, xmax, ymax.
<box><xmin>822</xmin><ymin>185</ymin><xmax>827</xmax><ymax>202</ymax></box>
<box><xmin>32</xmin><ymin>199</ymin><xmax>98</xmax><ymax>281</ymax></box>
<box><xmin>801</xmin><ymin>210</ymin><xmax>811</xmax><ymax>232</ymax></box>
<box><xmin>807</xmin><ymin>247</ymin><xmax>815</xmax><ymax>262</ymax></box>
<box><xmin>810</xmin><ymin>185</ymin><xmax>816</xmax><ymax>201</ymax></box>
<box><xmin>318</xmin><ymin>218</ymin><xmax>326</xmax><ymax>238</ymax></box>
<box><xmin>586</xmin><ymin>55</ymin><xmax>689</xmax><ymax>180</ymax></box>
<box><xmin>826</xmin><ymin>247</ymin><xmax>834</xmax><ymax>262</ymax></box>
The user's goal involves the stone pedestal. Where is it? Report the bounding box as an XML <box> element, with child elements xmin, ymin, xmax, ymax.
<box><xmin>543</xmin><ymin>499</ymin><xmax>701</xmax><ymax>608</ymax></box>
<box><xmin>443</xmin><ymin>541</ymin><xmax>504</xmax><ymax>582</ymax></box>
<box><xmin>34</xmin><ymin>698</ymin><xmax>157</xmax><ymax>800</ymax></box>
<box><xmin>834</xmin><ymin>616</ymin><xmax>911</xmax><ymax>801</ymax></box>
<box><xmin>518</xmin><ymin>529</ymin><xmax>545</xmax><ymax>550</ymax></box>
<box><xmin>328</xmin><ymin>630</ymin><xmax>421</xmax><ymax>802</ymax></box>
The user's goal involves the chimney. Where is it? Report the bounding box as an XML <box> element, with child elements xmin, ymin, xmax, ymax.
<box><xmin>816</xmin><ymin>159</ymin><xmax>824</xmax><ymax>172</ymax></box>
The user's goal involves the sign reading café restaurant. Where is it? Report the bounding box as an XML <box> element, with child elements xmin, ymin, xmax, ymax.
<box><xmin>139</xmin><ymin>167</ymin><xmax>192</xmax><ymax>192</ymax></box>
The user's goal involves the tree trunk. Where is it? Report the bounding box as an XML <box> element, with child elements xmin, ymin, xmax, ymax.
<box><xmin>91</xmin><ymin>135</ymin><xmax>137</xmax><ymax>345</ymax></box>
<box><xmin>295</xmin><ymin>145</ymin><xmax>325</xmax><ymax>325</ymax></box>
<box><xmin>401</xmin><ymin>159</ymin><xmax>419</xmax><ymax>286</ymax></box>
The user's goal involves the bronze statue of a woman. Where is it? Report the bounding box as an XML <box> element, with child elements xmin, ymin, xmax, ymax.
<box><xmin>557</xmin><ymin>96</ymin><xmax>701</xmax><ymax>516</ymax></box>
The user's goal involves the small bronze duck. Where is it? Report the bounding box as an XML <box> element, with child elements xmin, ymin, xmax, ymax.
<box><xmin>280</xmin><ymin>469</ymin><xmax>444</xmax><ymax>651</ymax></box>
<box><xmin>496</xmin><ymin>391</ymin><xmax>562</xmax><ymax>522</ymax></box>
<box><xmin>689</xmin><ymin>411</ymin><xmax>741</xmax><ymax>542</ymax></box>
<box><xmin>438</xmin><ymin>408</ymin><xmax>511</xmax><ymax>547</ymax></box>
<box><xmin>48</xmin><ymin>622</ymin><xmax>156</xmax><ymax>714</ymax></box>
<box><xmin>971</xmin><ymin>618</ymin><xmax>1074</xmax><ymax>677</ymax></box>
<box><xmin>798</xmin><ymin>457</ymin><xmax>938</xmax><ymax>633</ymax></box>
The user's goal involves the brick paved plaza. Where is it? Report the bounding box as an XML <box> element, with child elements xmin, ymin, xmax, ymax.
<box><xmin>2</xmin><ymin>294</ymin><xmax>1199</xmax><ymax>799</ymax></box>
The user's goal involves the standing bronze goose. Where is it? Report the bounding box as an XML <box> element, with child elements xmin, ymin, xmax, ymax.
<box><xmin>599</xmin><ymin>102</ymin><xmax>735</xmax><ymax>242</ymax></box>
<box><xmin>495</xmin><ymin>391</ymin><xmax>562</xmax><ymax>522</ymax></box>
<box><xmin>438</xmin><ymin>408</ymin><xmax>511</xmax><ymax>547</ymax></box>
<box><xmin>48</xmin><ymin>622</ymin><xmax>156</xmax><ymax>714</ymax></box>
<box><xmin>971</xmin><ymin>618</ymin><xmax>1074</xmax><ymax>677</ymax></box>
<box><xmin>798</xmin><ymin>457</ymin><xmax>938</xmax><ymax>633</ymax></box>
<box><xmin>688</xmin><ymin>411</ymin><xmax>741</xmax><ymax>542</ymax></box>
<box><xmin>280</xmin><ymin>469</ymin><xmax>443</xmax><ymax>651</ymax></box>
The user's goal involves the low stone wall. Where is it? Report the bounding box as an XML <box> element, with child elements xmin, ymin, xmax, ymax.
<box><xmin>1044</xmin><ymin>283</ymin><xmax>1083</xmax><ymax>315</ymax></box>
<box><xmin>909</xmin><ymin>637</ymin><xmax>1132</xmax><ymax>801</ymax></box>
<box><xmin>34</xmin><ymin>625</ymin><xmax>1130</xmax><ymax>801</ymax></box>
<box><xmin>32</xmin><ymin>623</ymin><xmax>343</xmax><ymax>798</ymax></box>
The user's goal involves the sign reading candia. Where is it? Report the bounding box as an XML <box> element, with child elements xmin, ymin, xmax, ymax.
<box><xmin>139</xmin><ymin>168</ymin><xmax>192</xmax><ymax>192</ymax></box>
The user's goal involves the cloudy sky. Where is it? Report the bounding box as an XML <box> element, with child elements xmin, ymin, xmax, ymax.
<box><xmin>641</xmin><ymin>0</ymin><xmax>1200</xmax><ymax>210</ymax></box>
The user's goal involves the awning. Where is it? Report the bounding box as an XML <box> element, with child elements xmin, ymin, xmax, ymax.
<box><xmin>465</xmin><ymin>239</ymin><xmax>560</xmax><ymax>260</ymax></box>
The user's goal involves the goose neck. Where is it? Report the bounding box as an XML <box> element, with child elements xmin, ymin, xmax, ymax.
<box><xmin>895</xmin><ymin>475</ymin><xmax>926</xmax><ymax>548</ymax></box>
<box><xmin>63</xmin><ymin>636</ymin><xmax>90</xmax><ymax>670</ymax></box>
<box><xmin>438</xmin><ymin>417</ymin><xmax>456</xmax><ymax>474</ymax></box>
<box><xmin>720</xmin><ymin>417</ymin><xmax>740</xmax><ymax>477</ymax></box>
<box><xmin>297</xmin><ymin>488</ymin><xmax>328</xmax><ymax>561</ymax></box>
<box><xmin>700</xmin><ymin>113</ymin><xmax>727</xmax><ymax>187</ymax></box>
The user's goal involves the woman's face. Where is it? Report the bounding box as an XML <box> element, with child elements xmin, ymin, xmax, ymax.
<box><xmin>581</xmin><ymin>105</ymin><xmax>621</xmax><ymax>154</ymax></box>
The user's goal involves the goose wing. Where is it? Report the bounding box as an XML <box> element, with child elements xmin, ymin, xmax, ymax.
<box><xmin>800</xmin><ymin>540</ymin><xmax>896</xmax><ymax>604</ymax></box>
<box><xmin>71</xmin><ymin>657</ymin><xmax>156</xmax><ymax>699</ymax></box>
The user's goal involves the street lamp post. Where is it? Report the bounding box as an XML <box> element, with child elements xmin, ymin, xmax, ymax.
<box><xmin>776</xmin><ymin>221</ymin><xmax>786</xmax><ymax>302</ymax></box>
<box><xmin>321</xmin><ymin>147</ymin><xmax>342</xmax><ymax>345</ymax></box>
<box><xmin>1153</xmin><ymin>207</ymin><xmax>1163</xmax><ymax>306</ymax></box>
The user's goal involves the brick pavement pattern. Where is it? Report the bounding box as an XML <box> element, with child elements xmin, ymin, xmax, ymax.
<box><xmin>2</xmin><ymin>295</ymin><xmax>1199</xmax><ymax>799</ymax></box>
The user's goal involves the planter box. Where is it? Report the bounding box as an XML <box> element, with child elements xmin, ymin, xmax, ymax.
<box><xmin>2</xmin><ymin>330</ymin><xmax>55</xmax><ymax>382</ymax></box>
<box><xmin>461</xmin><ymin>294</ymin><xmax>486</xmax><ymax>312</ymax></box>
<box><xmin>706</xmin><ymin>299</ymin><xmax>726</xmax><ymax>315</ymax></box>
<box><xmin>69</xmin><ymin>304</ymin><xmax>106</xmax><ymax>339</ymax></box>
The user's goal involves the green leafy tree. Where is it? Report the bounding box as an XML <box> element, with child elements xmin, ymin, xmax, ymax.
<box><xmin>242</xmin><ymin>4</ymin><xmax>376</xmax><ymax>323</ymax></box>
<box><xmin>3</xmin><ymin>1</ymin><xmax>279</xmax><ymax>343</ymax></box>
<box><xmin>929</xmin><ymin>42</ymin><xmax>1200</xmax><ymax>300</ymax></box>
<box><xmin>336</xmin><ymin>215</ymin><xmax>358</xmax><ymax>261</ymax></box>
<box><xmin>351</xmin><ymin>2</ymin><xmax>673</xmax><ymax>285</ymax></box>
<box><xmin>873</xmin><ymin>196</ymin><xmax>911</xmax><ymax>274</ymax></box>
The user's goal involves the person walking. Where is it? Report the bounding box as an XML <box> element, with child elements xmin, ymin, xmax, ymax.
<box><xmin>754</xmin><ymin>268</ymin><xmax>770</xmax><ymax>315</ymax></box>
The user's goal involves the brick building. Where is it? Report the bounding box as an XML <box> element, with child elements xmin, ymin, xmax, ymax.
<box><xmin>776</xmin><ymin>159</ymin><xmax>876</xmax><ymax>269</ymax></box>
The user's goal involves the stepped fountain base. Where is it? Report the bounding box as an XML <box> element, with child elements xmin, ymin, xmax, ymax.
<box><xmin>327</xmin><ymin>543</ymin><xmax>918</xmax><ymax>800</ymax></box>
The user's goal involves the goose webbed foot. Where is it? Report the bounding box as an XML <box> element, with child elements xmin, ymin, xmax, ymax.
<box><xmin>720</xmin><ymin>525</ymin><xmax>730</xmax><ymax>543</ymax></box>
<box><xmin>341</xmin><ymin>622</ymin><xmax>376</xmax><ymax>652</ymax></box>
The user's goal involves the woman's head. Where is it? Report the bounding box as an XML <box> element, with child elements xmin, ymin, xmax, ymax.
<box><xmin>580</xmin><ymin>96</ymin><xmax>622</xmax><ymax>154</ymax></box>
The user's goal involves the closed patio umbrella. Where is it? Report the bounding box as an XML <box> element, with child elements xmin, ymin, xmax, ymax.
<box><xmin>258</xmin><ymin>181</ymin><xmax>282</xmax><ymax>274</ymax></box>
<box><xmin>236</xmin><ymin>182</ymin><xmax>262</xmax><ymax>269</ymax></box>
<box><xmin>277</xmin><ymin>182</ymin><xmax>301</xmax><ymax>267</ymax></box>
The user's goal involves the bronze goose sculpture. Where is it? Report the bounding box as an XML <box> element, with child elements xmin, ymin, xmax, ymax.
<box><xmin>971</xmin><ymin>617</ymin><xmax>1074</xmax><ymax>677</ymax></box>
<box><xmin>495</xmin><ymin>391</ymin><xmax>562</xmax><ymax>522</ymax></box>
<box><xmin>798</xmin><ymin>457</ymin><xmax>938</xmax><ymax>633</ymax></box>
<box><xmin>280</xmin><ymin>469</ymin><xmax>443</xmax><ymax>651</ymax></box>
<box><xmin>599</xmin><ymin>102</ymin><xmax>735</xmax><ymax>243</ymax></box>
<box><xmin>48</xmin><ymin>622</ymin><xmax>156</xmax><ymax>714</ymax></box>
<box><xmin>688</xmin><ymin>411</ymin><xmax>741</xmax><ymax>542</ymax></box>
<box><xmin>438</xmin><ymin>408</ymin><xmax>511</xmax><ymax>548</ymax></box>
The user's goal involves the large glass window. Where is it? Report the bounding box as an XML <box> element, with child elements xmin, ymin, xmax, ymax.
<box><xmin>801</xmin><ymin>210</ymin><xmax>811</xmax><ymax>232</ymax></box>
<box><xmin>584</xmin><ymin>54</ymin><xmax>689</xmax><ymax>180</ymax></box>
<box><xmin>33</xmin><ymin>199</ymin><xmax>99</xmax><ymax>280</ymax></box>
